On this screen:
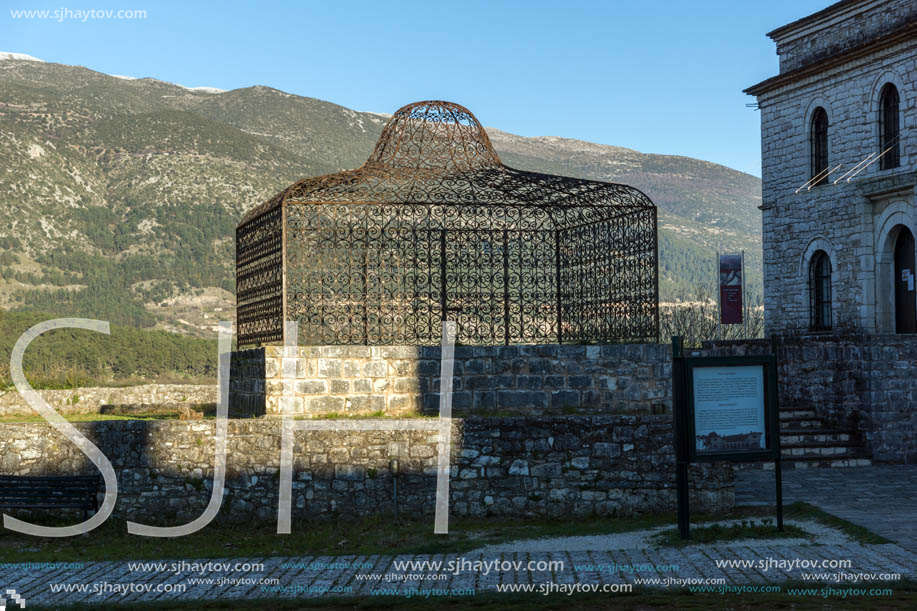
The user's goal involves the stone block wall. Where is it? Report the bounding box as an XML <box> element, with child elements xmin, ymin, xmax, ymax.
<box><xmin>702</xmin><ymin>335</ymin><xmax>917</xmax><ymax>463</ymax></box>
<box><xmin>0</xmin><ymin>416</ymin><xmax>732</xmax><ymax>524</ymax></box>
<box><xmin>229</xmin><ymin>344</ymin><xmax>672</xmax><ymax>418</ymax></box>
<box><xmin>752</xmin><ymin>2</ymin><xmax>917</xmax><ymax>336</ymax></box>
<box><xmin>0</xmin><ymin>384</ymin><xmax>216</xmax><ymax>417</ymax></box>
<box><xmin>772</xmin><ymin>0</ymin><xmax>917</xmax><ymax>73</ymax></box>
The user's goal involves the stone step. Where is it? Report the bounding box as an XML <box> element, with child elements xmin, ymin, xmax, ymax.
<box><xmin>779</xmin><ymin>427</ymin><xmax>851</xmax><ymax>434</ymax></box>
<box><xmin>780</xmin><ymin>409</ymin><xmax>818</xmax><ymax>420</ymax></box>
<box><xmin>781</xmin><ymin>438</ymin><xmax>864</xmax><ymax>448</ymax></box>
<box><xmin>745</xmin><ymin>406</ymin><xmax>870</xmax><ymax>470</ymax></box>
<box><xmin>779</xmin><ymin>418</ymin><xmax>827</xmax><ymax>428</ymax></box>
<box><xmin>780</xmin><ymin>431</ymin><xmax>853</xmax><ymax>443</ymax></box>
<box><xmin>780</xmin><ymin>443</ymin><xmax>866</xmax><ymax>457</ymax></box>
<box><xmin>760</xmin><ymin>457</ymin><xmax>872</xmax><ymax>470</ymax></box>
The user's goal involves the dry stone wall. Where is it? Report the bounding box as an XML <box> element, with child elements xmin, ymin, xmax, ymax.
<box><xmin>702</xmin><ymin>336</ymin><xmax>917</xmax><ymax>463</ymax></box>
<box><xmin>230</xmin><ymin>344</ymin><xmax>672</xmax><ymax>418</ymax></box>
<box><xmin>0</xmin><ymin>416</ymin><xmax>733</xmax><ymax>523</ymax></box>
<box><xmin>0</xmin><ymin>384</ymin><xmax>215</xmax><ymax>417</ymax></box>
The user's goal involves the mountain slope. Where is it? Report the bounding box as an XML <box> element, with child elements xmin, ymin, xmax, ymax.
<box><xmin>0</xmin><ymin>56</ymin><xmax>762</xmax><ymax>336</ymax></box>
<box><xmin>486</xmin><ymin>130</ymin><xmax>763</xmax><ymax>296</ymax></box>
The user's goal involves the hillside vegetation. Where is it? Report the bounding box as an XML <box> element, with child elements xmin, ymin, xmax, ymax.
<box><xmin>0</xmin><ymin>57</ymin><xmax>762</xmax><ymax>336</ymax></box>
<box><xmin>0</xmin><ymin>309</ymin><xmax>217</xmax><ymax>389</ymax></box>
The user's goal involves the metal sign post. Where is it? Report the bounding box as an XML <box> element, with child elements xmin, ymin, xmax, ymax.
<box><xmin>672</xmin><ymin>336</ymin><xmax>690</xmax><ymax>539</ymax></box>
<box><xmin>771</xmin><ymin>334</ymin><xmax>784</xmax><ymax>532</ymax></box>
<box><xmin>672</xmin><ymin>335</ymin><xmax>783</xmax><ymax>539</ymax></box>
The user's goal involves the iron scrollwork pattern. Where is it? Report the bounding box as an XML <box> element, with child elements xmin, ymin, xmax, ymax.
<box><xmin>236</xmin><ymin>206</ymin><xmax>283</xmax><ymax>346</ymax></box>
<box><xmin>237</xmin><ymin>101</ymin><xmax>658</xmax><ymax>347</ymax></box>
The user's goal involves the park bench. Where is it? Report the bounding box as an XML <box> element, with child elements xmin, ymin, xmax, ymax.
<box><xmin>0</xmin><ymin>475</ymin><xmax>101</xmax><ymax>519</ymax></box>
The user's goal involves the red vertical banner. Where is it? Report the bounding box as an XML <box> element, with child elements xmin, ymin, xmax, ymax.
<box><xmin>719</xmin><ymin>253</ymin><xmax>743</xmax><ymax>324</ymax></box>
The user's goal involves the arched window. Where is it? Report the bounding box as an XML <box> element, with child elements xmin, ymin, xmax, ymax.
<box><xmin>880</xmin><ymin>84</ymin><xmax>900</xmax><ymax>170</ymax></box>
<box><xmin>809</xmin><ymin>251</ymin><xmax>832</xmax><ymax>331</ymax></box>
<box><xmin>811</xmin><ymin>107</ymin><xmax>829</xmax><ymax>186</ymax></box>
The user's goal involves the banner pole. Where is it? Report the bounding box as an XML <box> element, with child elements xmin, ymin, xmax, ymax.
<box><xmin>672</xmin><ymin>335</ymin><xmax>690</xmax><ymax>540</ymax></box>
<box><xmin>742</xmin><ymin>250</ymin><xmax>747</xmax><ymax>339</ymax></box>
<box><xmin>716</xmin><ymin>250</ymin><xmax>720</xmax><ymax>339</ymax></box>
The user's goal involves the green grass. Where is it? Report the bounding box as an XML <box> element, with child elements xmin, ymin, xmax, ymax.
<box><xmin>0</xmin><ymin>503</ymin><xmax>888</xmax><ymax>564</ymax></box>
<box><xmin>7</xmin><ymin>505</ymin><xmax>906</xmax><ymax>610</ymax></box>
<box><xmin>0</xmin><ymin>513</ymin><xmax>672</xmax><ymax>563</ymax></box>
<box><xmin>685</xmin><ymin>502</ymin><xmax>892</xmax><ymax>546</ymax></box>
<box><xmin>650</xmin><ymin>520</ymin><xmax>812</xmax><ymax>547</ymax></box>
<box><xmin>784</xmin><ymin>501</ymin><xmax>892</xmax><ymax>545</ymax></box>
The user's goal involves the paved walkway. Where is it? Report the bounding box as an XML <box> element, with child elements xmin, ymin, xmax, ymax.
<box><xmin>2</xmin><ymin>465</ymin><xmax>914</xmax><ymax>606</ymax></box>
<box><xmin>4</xmin><ymin>541</ymin><xmax>914</xmax><ymax>606</ymax></box>
<box><xmin>736</xmin><ymin>465</ymin><xmax>917</xmax><ymax>550</ymax></box>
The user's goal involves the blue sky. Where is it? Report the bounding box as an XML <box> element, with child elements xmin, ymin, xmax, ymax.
<box><xmin>3</xmin><ymin>0</ymin><xmax>833</xmax><ymax>176</ymax></box>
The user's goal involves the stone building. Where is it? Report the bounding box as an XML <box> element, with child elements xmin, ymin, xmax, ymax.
<box><xmin>745</xmin><ymin>0</ymin><xmax>917</xmax><ymax>335</ymax></box>
<box><xmin>736</xmin><ymin>0</ymin><xmax>917</xmax><ymax>463</ymax></box>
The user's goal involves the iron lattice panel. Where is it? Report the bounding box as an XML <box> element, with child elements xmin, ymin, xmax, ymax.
<box><xmin>237</xmin><ymin>100</ymin><xmax>659</xmax><ymax>346</ymax></box>
<box><xmin>236</xmin><ymin>206</ymin><xmax>283</xmax><ymax>346</ymax></box>
<box><xmin>559</xmin><ymin>210</ymin><xmax>658</xmax><ymax>343</ymax></box>
<box><xmin>280</xmin><ymin>202</ymin><xmax>655</xmax><ymax>346</ymax></box>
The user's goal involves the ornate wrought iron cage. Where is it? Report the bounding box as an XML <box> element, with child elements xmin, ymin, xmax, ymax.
<box><xmin>237</xmin><ymin>101</ymin><xmax>658</xmax><ymax>347</ymax></box>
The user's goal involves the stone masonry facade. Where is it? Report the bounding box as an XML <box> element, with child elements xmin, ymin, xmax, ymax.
<box><xmin>0</xmin><ymin>417</ymin><xmax>733</xmax><ymax>523</ymax></box>
<box><xmin>230</xmin><ymin>344</ymin><xmax>671</xmax><ymax>418</ymax></box>
<box><xmin>229</xmin><ymin>336</ymin><xmax>917</xmax><ymax>463</ymax></box>
<box><xmin>747</xmin><ymin>0</ymin><xmax>917</xmax><ymax>335</ymax></box>
<box><xmin>702</xmin><ymin>335</ymin><xmax>917</xmax><ymax>463</ymax></box>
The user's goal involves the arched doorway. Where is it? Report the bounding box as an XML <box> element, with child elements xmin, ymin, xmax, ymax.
<box><xmin>894</xmin><ymin>226</ymin><xmax>916</xmax><ymax>333</ymax></box>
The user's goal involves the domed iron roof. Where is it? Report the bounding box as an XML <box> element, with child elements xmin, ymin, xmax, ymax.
<box><xmin>367</xmin><ymin>100</ymin><xmax>501</xmax><ymax>171</ymax></box>
<box><xmin>239</xmin><ymin>100</ymin><xmax>653</xmax><ymax>226</ymax></box>
<box><xmin>235</xmin><ymin>100</ymin><xmax>658</xmax><ymax>348</ymax></box>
